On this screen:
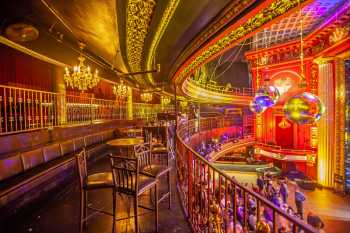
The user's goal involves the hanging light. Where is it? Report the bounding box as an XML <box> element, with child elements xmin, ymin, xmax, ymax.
<box><xmin>113</xmin><ymin>80</ymin><xmax>128</xmax><ymax>98</ymax></box>
<box><xmin>278</xmin><ymin>117</ymin><xmax>291</xmax><ymax>129</ymax></box>
<box><xmin>298</xmin><ymin>3</ymin><xmax>307</xmax><ymax>88</ymax></box>
<box><xmin>64</xmin><ymin>42</ymin><xmax>100</xmax><ymax>91</ymax></box>
<box><xmin>284</xmin><ymin>92</ymin><xmax>325</xmax><ymax>125</ymax></box>
<box><xmin>141</xmin><ymin>92</ymin><xmax>153</xmax><ymax>103</ymax></box>
<box><xmin>180</xmin><ymin>101</ymin><xmax>188</xmax><ymax>107</ymax></box>
<box><xmin>161</xmin><ymin>95</ymin><xmax>171</xmax><ymax>105</ymax></box>
<box><xmin>250</xmin><ymin>31</ymin><xmax>279</xmax><ymax>114</ymax></box>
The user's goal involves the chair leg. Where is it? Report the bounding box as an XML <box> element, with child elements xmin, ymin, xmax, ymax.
<box><xmin>80</xmin><ymin>189</ymin><xmax>87</xmax><ymax>230</ymax></box>
<box><xmin>79</xmin><ymin>190</ymin><xmax>85</xmax><ymax>233</ymax></box>
<box><xmin>168</xmin><ymin>171</ymin><xmax>171</xmax><ymax>209</ymax></box>
<box><xmin>134</xmin><ymin>197</ymin><xmax>139</xmax><ymax>233</ymax></box>
<box><xmin>112</xmin><ymin>189</ymin><xmax>116</xmax><ymax>233</ymax></box>
<box><xmin>155</xmin><ymin>184</ymin><xmax>159</xmax><ymax>233</ymax></box>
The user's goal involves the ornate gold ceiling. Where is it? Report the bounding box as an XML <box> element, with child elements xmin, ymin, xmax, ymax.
<box><xmin>126</xmin><ymin>0</ymin><xmax>156</xmax><ymax>73</ymax></box>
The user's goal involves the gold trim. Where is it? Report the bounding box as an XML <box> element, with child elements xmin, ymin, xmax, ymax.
<box><xmin>0</xmin><ymin>36</ymin><xmax>67</xmax><ymax>67</ymax></box>
<box><xmin>174</xmin><ymin>0</ymin><xmax>309</xmax><ymax>83</ymax></box>
<box><xmin>0</xmin><ymin>36</ymin><xmax>122</xmax><ymax>87</ymax></box>
<box><xmin>126</xmin><ymin>0</ymin><xmax>156</xmax><ymax>72</ymax></box>
<box><xmin>146</xmin><ymin>0</ymin><xmax>180</xmax><ymax>85</ymax></box>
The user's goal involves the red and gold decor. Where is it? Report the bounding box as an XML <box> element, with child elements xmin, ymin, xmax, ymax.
<box><xmin>63</xmin><ymin>42</ymin><xmax>100</xmax><ymax>91</ymax></box>
<box><xmin>140</xmin><ymin>91</ymin><xmax>153</xmax><ymax>103</ymax></box>
<box><xmin>113</xmin><ymin>80</ymin><xmax>129</xmax><ymax>99</ymax></box>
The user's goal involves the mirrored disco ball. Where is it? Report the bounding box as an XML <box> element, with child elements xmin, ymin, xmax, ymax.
<box><xmin>284</xmin><ymin>92</ymin><xmax>325</xmax><ymax>124</ymax></box>
<box><xmin>255</xmin><ymin>86</ymin><xmax>280</xmax><ymax>108</ymax></box>
<box><xmin>249</xmin><ymin>99</ymin><xmax>266</xmax><ymax>114</ymax></box>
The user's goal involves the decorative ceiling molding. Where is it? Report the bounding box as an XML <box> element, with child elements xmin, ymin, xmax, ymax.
<box><xmin>171</xmin><ymin>0</ymin><xmax>256</xmax><ymax>78</ymax></box>
<box><xmin>171</xmin><ymin>0</ymin><xmax>312</xmax><ymax>88</ymax></box>
<box><xmin>252</xmin><ymin>0</ymin><xmax>348</xmax><ymax>49</ymax></box>
<box><xmin>126</xmin><ymin>0</ymin><xmax>156</xmax><ymax>72</ymax></box>
<box><xmin>145</xmin><ymin>0</ymin><xmax>180</xmax><ymax>85</ymax></box>
<box><xmin>245</xmin><ymin>2</ymin><xmax>350</xmax><ymax>65</ymax></box>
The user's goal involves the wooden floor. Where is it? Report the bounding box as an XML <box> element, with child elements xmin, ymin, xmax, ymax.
<box><xmin>1</xmin><ymin>157</ymin><xmax>192</xmax><ymax>233</ymax></box>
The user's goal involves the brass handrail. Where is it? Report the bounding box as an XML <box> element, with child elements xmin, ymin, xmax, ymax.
<box><xmin>176</xmin><ymin>117</ymin><xmax>317</xmax><ymax>233</ymax></box>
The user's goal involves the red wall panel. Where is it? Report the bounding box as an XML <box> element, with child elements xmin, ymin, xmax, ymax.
<box><xmin>0</xmin><ymin>44</ymin><xmax>54</xmax><ymax>91</ymax></box>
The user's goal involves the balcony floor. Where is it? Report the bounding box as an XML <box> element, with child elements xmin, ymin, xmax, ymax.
<box><xmin>1</xmin><ymin>157</ymin><xmax>192</xmax><ymax>233</ymax></box>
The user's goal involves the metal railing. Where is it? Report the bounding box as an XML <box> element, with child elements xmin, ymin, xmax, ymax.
<box><xmin>0</xmin><ymin>85</ymin><xmax>175</xmax><ymax>135</ymax></box>
<box><xmin>188</xmin><ymin>77</ymin><xmax>254</xmax><ymax>96</ymax></box>
<box><xmin>176</xmin><ymin>117</ymin><xmax>317</xmax><ymax>233</ymax></box>
<box><xmin>132</xmin><ymin>103</ymin><xmax>175</xmax><ymax>121</ymax></box>
<box><xmin>66</xmin><ymin>95</ymin><xmax>127</xmax><ymax>124</ymax></box>
<box><xmin>0</xmin><ymin>85</ymin><xmax>59</xmax><ymax>134</ymax></box>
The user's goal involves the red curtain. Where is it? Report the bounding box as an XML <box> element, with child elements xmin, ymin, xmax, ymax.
<box><xmin>0</xmin><ymin>44</ymin><xmax>54</xmax><ymax>91</ymax></box>
<box><xmin>275</xmin><ymin>116</ymin><xmax>294</xmax><ymax>148</ymax></box>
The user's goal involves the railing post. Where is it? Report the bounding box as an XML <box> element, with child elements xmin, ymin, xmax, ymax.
<box><xmin>40</xmin><ymin>92</ymin><xmax>43</xmax><ymax>128</ymax></box>
<box><xmin>53</xmin><ymin>67</ymin><xmax>67</xmax><ymax>125</ymax></box>
<box><xmin>187</xmin><ymin>148</ymin><xmax>193</xmax><ymax>220</ymax></box>
<box><xmin>90</xmin><ymin>97</ymin><xmax>93</xmax><ymax>124</ymax></box>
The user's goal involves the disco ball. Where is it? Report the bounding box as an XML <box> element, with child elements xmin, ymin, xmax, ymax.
<box><xmin>284</xmin><ymin>92</ymin><xmax>325</xmax><ymax>124</ymax></box>
<box><xmin>255</xmin><ymin>86</ymin><xmax>280</xmax><ymax>108</ymax></box>
<box><xmin>249</xmin><ymin>99</ymin><xmax>266</xmax><ymax>114</ymax></box>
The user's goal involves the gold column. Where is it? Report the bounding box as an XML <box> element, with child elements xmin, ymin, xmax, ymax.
<box><xmin>53</xmin><ymin>67</ymin><xmax>67</xmax><ymax>125</ymax></box>
<box><xmin>334</xmin><ymin>58</ymin><xmax>346</xmax><ymax>192</ymax></box>
<box><xmin>317</xmin><ymin>60</ymin><xmax>335</xmax><ymax>187</ymax></box>
<box><xmin>127</xmin><ymin>87</ymin><xmax>133</xmax><ymax>120</ymax></box>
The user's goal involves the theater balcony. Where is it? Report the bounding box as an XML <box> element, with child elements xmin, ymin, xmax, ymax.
<box><xmin>1</xmin><ymin>0</ymin><xmax>350</xmax><ymax>233</ymax></box>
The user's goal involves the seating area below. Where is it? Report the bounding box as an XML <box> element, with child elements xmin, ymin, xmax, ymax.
<box><xmin>0</xmin><ymin>119</ymin><xmax>143</xmax><ymax>221</ymax></box>
<box><xmin>0</xmin><ymin>156</ymin><xmax>192</xmax><ymax>233</ymax></box>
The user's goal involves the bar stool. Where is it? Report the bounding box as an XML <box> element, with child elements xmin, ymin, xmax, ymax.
<box><xmin>134</xmin><ymin>142</ymin><xmax>172</xmax><ymax>209</ymax></box>
<box><xmin>109</xmin><ymin>154</ymin><xmax>159</xmax><ymax>233</ymax></box>
<box><xmin>75</xmin><ymin>149</ymin><xmax>116</xmax><ymax>231</ymax></box>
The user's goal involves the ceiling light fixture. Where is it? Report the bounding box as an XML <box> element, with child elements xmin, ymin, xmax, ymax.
<box><xmin>141</xmin><ymin>92</ymin><xmax>153</xmax><ymax>103</ymax></box>
<box><xmin>64</xmin><ymin>42</ymin><xmax>100</xmax><ymax>91</ymax></box>
<box><xmin>161</xmin><ymin>95</ymin><xmax>171</xmax><ymax>105</ymax></box>
<box><xmin>113</xmin><ymin>80</ymin><xmax>129</xmax><ymax>99</ymax></box>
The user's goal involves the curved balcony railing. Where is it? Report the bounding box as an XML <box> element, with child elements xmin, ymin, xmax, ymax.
<box><xmin>175</xmin><ymin>117</ymin><xmax>317</xmax><ymax>233</ymax></box>
<box><xmin>182</xmin><ymin>79</ymin><xmax>253</xmax><ymax>104</ymax></box>
<box><xmin>189</xmin><ymin>78</ymin><xmax>254</xmax><ymax>96</ymax></box>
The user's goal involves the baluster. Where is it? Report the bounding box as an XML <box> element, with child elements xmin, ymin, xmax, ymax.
<box><xmin>0</xmin><ymin>88</ymin><xmax>3</xmax><ymax>133</ymax></box>
<box><xmin>243</xmin><ymin>190</ymin><xmax>247</xmax><ymax>230</ymax></box>
<box><xmin>273</xmin><ymin>209</ymin><xmax>277</xmax><ymax>233</ymax></box>
<box><xmin>257</xmin><ymin>199</ymin><xmax>261</xmax><ymax>224</ymax></box>
<box><xmin>224</xmin><ymin>179</ymin><xmax>228</xmax><ymax>233</ymax></box>
<box><xmin>14</xmin><ymin>88</ymin><xmax>18</xmax><ymax>131</ymax></box>
<box><xmin>9</xmin><ymin>88</ymin><xmax>13</xmax><ymax>132</ymax></box>
<box><xmin>18</xmin><ymin>89</ymin><xmax>23</xmax><ymax>131</ymax></box>
<box><xmin>207</xmin><ymin>164</ymin><xmax>211</xmax><ymax>230</ymax></box>
<box><xmin>35</xmin><ymin>91</ymin><xmax>38</xmax><ymax>128</ymax></box>
<box><xmin>233</xmin><ymin>184</ymin><xmax>237</xmax><ymax>233</ymax></box>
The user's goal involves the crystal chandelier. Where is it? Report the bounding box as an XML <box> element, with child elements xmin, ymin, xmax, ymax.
<box><xmin>64</xmin><ymin>43</ymin><xmax>100</xmax><ymax>91</ymax></box>
<box><xmin>161</xmin><ymin>95</ymin><xmax>171</xmax><ymax>105</ymax></box>
<box><xmin>113</xmin><ymin>80</ymin><xmax>128</xmax><ymax>98</ymax></box>
<box><xmin>141</xmin><ymin>92</ymin><xmax>153</xmax><ymax>103</ymax></box>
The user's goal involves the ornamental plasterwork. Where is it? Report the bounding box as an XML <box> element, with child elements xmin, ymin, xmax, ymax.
<box><xmin>146</xmin><ymin>0</ymin><xmax>180</xmax><ymax>85</ymax></box>
<box><xmin>126</xmin><ymin>0</ymin><xmax>156</xmax><ymax>72</ymax></box>
<box><xmin>172</xmin><ymin>0</ymin><xmax>255</xmax><ymax>76</ymax></box>
<box><xmin>173</xmin><ymin>0</ymin><xmax>309</xmax><ymax>84</ymax></box>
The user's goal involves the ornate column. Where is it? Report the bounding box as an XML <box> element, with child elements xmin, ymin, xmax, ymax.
<box><xmin>316</xmin><ymin>59</ymin><xmax>335</xmax><ymax>187</ymax></box>
<box><xmin>334</xmin><ymin>58</ymin><xmax>346</xmax><ymax>192</ymax></box>
<box><xmin>53</xmin><ymin>67</ymin><xmax>67</xmax><ymax>125</ymax></box>
<box><xmin>127</xmin><ymin>87</ymin><xmax>133</xmax><ymax>120</ymax></box>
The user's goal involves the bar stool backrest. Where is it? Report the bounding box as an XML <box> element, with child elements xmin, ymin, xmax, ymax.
<box><xmin>109</xmin><ymin>155</ymin><xmax>139</xmax><ymax>195</ymax></box>
<box><xmin>134</xmin><ymin>143</ymin><xmax>152</xmax><ymax>170</ymax></box>
<box><xmin>76</xmin><ymin>149</ymin><xmax>87</xmax><ymax>189</ymax></box>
